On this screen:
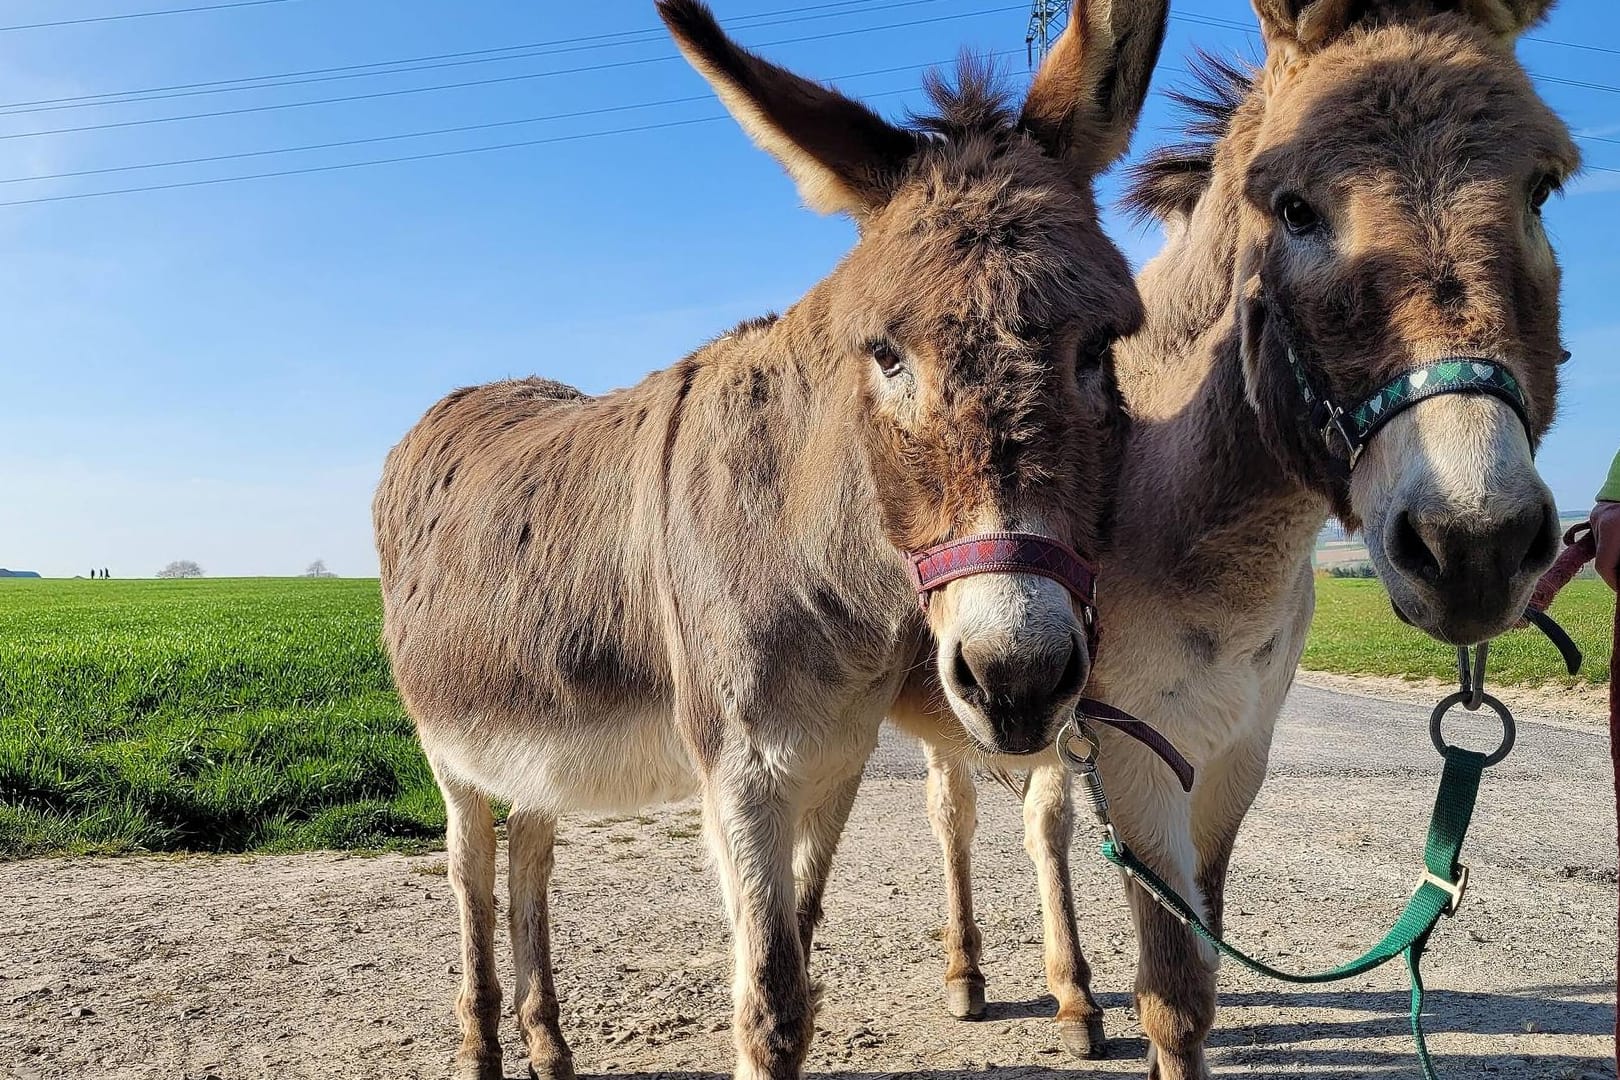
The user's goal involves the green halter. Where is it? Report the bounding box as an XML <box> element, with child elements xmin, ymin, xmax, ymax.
<box><xmin>1286</xmin><ymin>353</ymin><xmax>1534</xmax><ymax>469</ymax></box>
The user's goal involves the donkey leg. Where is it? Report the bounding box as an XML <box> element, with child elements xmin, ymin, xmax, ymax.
<box><xmin>509</xmin><ymin>809</ymin><xmax>575</xmax><ymax>1080</ymax></box>
<box><xmin>793</xmin><ymin>769</ymin><xmax>863</xmax><ymax>962</ymax></box>
<box><xmin>438</xmin><ymin>771</ymin><xmax>504</xmax><ymax>1080</ymax></box>
<box><xmin>1191</xmin><ymin>737</ymin><xmax>1270</xmax><ymax>939</ymax></box>
<box><xmin>1105</xmin><ymin>752</ymin><xmax>1215</xmax><ymax>1080</ymax></box>
<box><xmin>1022</xmin><ymin>762</ymin><xmax>1106</xmax><ymax>1059</ymax></box>
<box><xmin>704</xmin><ymin>766</ymin><xmax>812</xmax><ymax>1080</ymax></box>
<box><xmin>922</xmin><ymin>741</ymin><xmax>986</xmax><ymax>1020</ymax></box>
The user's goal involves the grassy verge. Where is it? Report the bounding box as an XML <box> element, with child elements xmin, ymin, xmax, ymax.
<box><xmin>2</xmin><ymin>575</ymin><xmax>1611</xmax><ymax>859</ymax></box>
<box><xmin>1303</xmin><ymin>577</ymin><xmax>1614</xmax><ymax>685</ymax></box>
<box><xmin>0</xmin><ymin>578</ymin><xmax>442</xmax><ymax>859</ymax></box>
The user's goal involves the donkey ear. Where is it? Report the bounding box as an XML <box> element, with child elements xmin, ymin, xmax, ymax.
<box><xmin>1254</xmin><ymin>0</ymin><xmax>1553</xmax><ymax>58</ymax></box>
<box><xmin>1251</xmin><ymin>0</ymin><xmax>1358</xmax><ymax>61</ymax></box>
<box><xmin>1455</xmin><ymin>0</ymin><xmax>1557</xmax><ymax>39</ymax></box>
<box><xmin>1018</xmin><ymin>0</ymin><xmax>1170</xmax><ymax>175</ymax></box>
<box><xmin>657</xmin><ymin>0</ymin><xmax>917</xmax><ymax>217</ymax></box>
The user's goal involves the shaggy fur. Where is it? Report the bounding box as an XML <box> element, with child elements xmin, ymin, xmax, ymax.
<box><xmin>373</xmin><ymin>2</ymin><xmax>1169</xmax><ymax>1079</ymax></box>
<box><xmin>899</xmin><ymin>1</ymin><xmax>1577</xmax><ymax>1074</ymax></box>
<box><xmin>1125</xmin><ymin>52</ymin><xmax>1254</xmax><ymax>225</ymax></box>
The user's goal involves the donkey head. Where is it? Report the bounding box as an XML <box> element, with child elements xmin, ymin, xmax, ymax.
<box><xmin>659</xmin><ymin>0</ymin><xmax>1165</xmax><ymax>754</ymax></box>
<box><xmin>1228</xmin><ymin>0</ymin><xmax>1578</xmax><ymax>644</ymax></box>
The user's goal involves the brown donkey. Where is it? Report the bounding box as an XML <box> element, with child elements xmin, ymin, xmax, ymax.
<box><xmin>898</xmin><ymin>0</ymin><xmax>1579</xmax><ymax>1074</ymax></box>
<box><xmin>373</xmin><ymin>2</ymin><xmax>1169</xmax><ymax>1078</ymax></box>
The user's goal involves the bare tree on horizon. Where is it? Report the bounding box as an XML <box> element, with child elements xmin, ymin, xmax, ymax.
<box><xmin>157</xmin><ymin>560</ymin><xmax>203</xmax><ymax>579</ymax></box>
<box><xmin>303</xmin><ymin>559</ymin><xmax>335</xmax><ymax>579</ymax></box>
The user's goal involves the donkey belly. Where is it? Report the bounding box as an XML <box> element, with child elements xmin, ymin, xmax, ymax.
<box><xmin>426</xmin><ymin>705</ymin><xmax>701</xmax><ymax>815</ymax></box>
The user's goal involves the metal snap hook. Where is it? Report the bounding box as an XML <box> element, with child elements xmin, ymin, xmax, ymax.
<box><xmin>1456</xmin><ymin>642</ymin><xmax>1490</xmax><ymax>711</ymax></box>
<box><xmin>1430</xmin><ymin>691</ymin><xmax>1515</xmax><ymax>767</ymax></box>
<box><xmin>1056</xmin><ymin>718</ymin><xmax>1100</xmax><ymax>774</ymax></box>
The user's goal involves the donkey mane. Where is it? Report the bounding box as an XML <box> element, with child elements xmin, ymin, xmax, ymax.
<box><xmin>1124</xmin><ymin>51</ymin><xmax>1253</xmax><ymax>224</ymax></box>
<box><xmin>910</xmin><ymin>57</ymin><xmax>1019</xmax><ymax>142</ymax></box>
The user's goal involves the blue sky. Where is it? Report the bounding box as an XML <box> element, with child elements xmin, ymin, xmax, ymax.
<box><xmin>0</xmin><ymin>0</ymin><xmax>1615</xmax><ymax>578</ymax></box>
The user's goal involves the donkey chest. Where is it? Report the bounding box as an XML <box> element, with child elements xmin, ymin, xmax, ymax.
<box><xmin>1095</xmin><ymin>575</ymin><xmax>1309</xmax><ymax>763</ymax></box>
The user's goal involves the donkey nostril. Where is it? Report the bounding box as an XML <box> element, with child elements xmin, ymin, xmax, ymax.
<box><xmin>1052</xmin><ymin>634</ymin><xmax>1085</xmax><ymax>701</ymax></box>
<box><xmin>951</xmin><ymin>643</ymin><xmax>982</xmax><ymax>699</ymax></box>
<box><xmin>1390</xmin><ymin>510</ymin><xmax>1442</xmax><ymax>584</ymax></box>
<box><xmin>1518</xmin><ymin>504</ymin><xmax>1560</xmax><ymax>575</ymax></box>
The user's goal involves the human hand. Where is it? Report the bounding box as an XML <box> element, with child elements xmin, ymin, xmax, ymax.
<box><xmin>1593</xmin><ymin>500</ymin><xmax>1620</xmax><ymax>591</ymax></box>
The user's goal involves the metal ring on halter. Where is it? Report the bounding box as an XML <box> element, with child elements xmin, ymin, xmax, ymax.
<box><xmin>1430</xmin><ymin>691</ymin><xmax>1516</xmax><ymax>767</ymax></box>
<box><xmin>1056</xmin><ymin>719</ymin><xmax>1101</xmax><ymax>772</ymax></box>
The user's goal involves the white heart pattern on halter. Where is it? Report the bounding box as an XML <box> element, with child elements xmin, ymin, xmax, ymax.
<box><xmin>1409</xmin><ymin>370</ymin><xmax>1429</xmax><ymax>390</ymax></box>
<box><xmin>1472</xmin><ymin>363</ymin><xmax>1493</xmax><ymax>379</ymax></box>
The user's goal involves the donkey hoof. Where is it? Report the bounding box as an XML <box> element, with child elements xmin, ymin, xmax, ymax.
<box><xmin>1057</xmin><ymin>1015</ymin><xmax>1108</xmax><ymax>1059</ymax></box>
<box><xmin>530</xmin><ymin>1057</ymin><xmax>577</xmax><ymax>1080</ymax></box>
<box><xmin>1147</xmin><ymin>1045</ymin><xmax>1211</xmax><ymax>1080</ymax></box>
<box><xmin>453</xmin><ymin>1051</ymin><xmax>503</xmax><ymax>1080</ymax></box>
<box><xmin>944</xmin><ymin>978</ymin><xmax>987</xmax><ymax>1020</ymax></box>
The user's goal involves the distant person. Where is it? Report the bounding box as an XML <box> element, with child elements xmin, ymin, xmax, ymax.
<box><xmin>103</xmin><ymin>568</ymin><xmax>110</xmax><ymax>579</ymax></box>
<box><xmin>1595</xmin><ymin>449</ymin><xmax>1620</xmax><ymax>592</ymax></box>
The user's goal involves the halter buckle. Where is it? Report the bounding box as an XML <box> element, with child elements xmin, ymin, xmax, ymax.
<box><xmin>1418</xmin><ymin>865</ymin><xmax>1469</xmax><ymax>917</ymax></box>
<box><xmin>1319</xmin><ymin>401</ymin><xmax>1363</xmax><ymax>469</ymax></box>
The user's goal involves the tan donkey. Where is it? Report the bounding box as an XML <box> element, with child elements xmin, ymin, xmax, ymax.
<box><xmin>372</xmin><ymin>2</ymin><xmax>1171</xmax><ymax>1078</ymax></box>
<box><xmin>897</xmin><ymin>0</ymin><xmax>1579</xmax><ymax>1074</ymax></box>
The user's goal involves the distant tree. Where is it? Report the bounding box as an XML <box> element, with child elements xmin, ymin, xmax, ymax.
<box><xmin>304</xmin><ymin>559</ymin><xmax>335</xmax><ymax>578</ymax></box>
<box><xmin>157</xmin><ymin>560</ymin><xmax>204</xmax><ymax>579</ymax></box>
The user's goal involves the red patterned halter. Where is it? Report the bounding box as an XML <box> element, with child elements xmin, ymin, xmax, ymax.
<box><xmin>906</xmin><ymin>532</ymin><xmax>1099</xmax><ymax>639</ymax></box>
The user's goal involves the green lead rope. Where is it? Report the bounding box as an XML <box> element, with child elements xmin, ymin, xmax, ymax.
<box><xmin>1098</xmin><ymin>746</ymin><xmax>1488</xmax><ymax>1080</ymax></box>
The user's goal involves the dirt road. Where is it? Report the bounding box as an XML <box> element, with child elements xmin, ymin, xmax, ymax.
<box><xmin>2</xmin><ymin>679</ymin><xmax>1615</xmax><ymax>1080</ymax></box>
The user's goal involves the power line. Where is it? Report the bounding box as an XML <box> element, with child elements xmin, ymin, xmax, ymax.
<box><xmin>1168</xmin><ymin>11</ymin><xmax>1255</xmax><ymax>35</ymax></box>
<box><xmin>0</xmin><ymin>5</ymin><xmax>1026</xmax><ymax>142</ymax></box>
<box><xmin>10</xmin><ymin>57</ymin><xmax>1611</xmax><ymax>191</ymax></box>
<box><xmin>5</xmin><ymin>97</ymin><xmax>1610</xmax><ymax>210</ymax></box>
<box><xmin>0</xmin><ymin>97</ymin><xmax>713</xmax><ymax>185</ymax></box>
<box><xmin>0</xmin><ymin>41</ymin><xmax>1033</xmax><ymax>206</ymax></box>
<box><xmin>0</xmin><ymin>115</ymin><xmax>767</xmax><ymax>209</ymax></box>
<box><xmin>0</xmin><ymin>0</ymin><xmax>299</xmax><ymax>34</ymax></box>
<box><xmin>0</xmin><ymin>0</ymin><xmax>960</xmax><ymax>117</ymax></box>
<box><xmin>1537</xmin><ymin>73</ymin><xmax>1620</xmax><ymax>97</ymax></box>
<box><xmin>1522</xmin><ymin>36</ymin><xmax>1620</xmax><ymax>59</ymax></box>
<box><xmin>2</xmin><ymin>6</ymin><xmax>1613</xmax><ymax>207</ymax></box>
<box><xmin>11</xmin><ymin>1</ymin><xmax>1620</xmax><ymax>128</ymax></box>
<box><xmin>0</xmin><ymin>51</ymin><xmax>983</xmax><ymax>186</ymax></box>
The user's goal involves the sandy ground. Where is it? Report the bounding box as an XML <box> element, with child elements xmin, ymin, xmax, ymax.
<box><xmin>2</xmin><ymin>679</ymin><xmax>1616</xmax><ymax>1080</ymax></box>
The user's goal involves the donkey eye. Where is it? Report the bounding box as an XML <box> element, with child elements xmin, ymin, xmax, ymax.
<box><xmin>1076</xmin><ymin>333</ymin><xmax>1115</xmax><ymax>370</ymax></box>
<box><xmin>1530</xmin><ymin>175</ymin><xmax>1559</xmax><ymax>214</ymax></box>
<box><xmin>869</xmin><ymin>340</ymin><xmax>905</xmax><ymax>378</ymax></box>
<box><xmin>1275</xmin><ymin>194</ymin><xmax>1321</xmax><ymax>236</ymax></box>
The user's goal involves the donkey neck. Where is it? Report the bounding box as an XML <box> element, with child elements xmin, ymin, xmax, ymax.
<box><xmin>675</xmin><ymin>299</ymin><xmax>919</xmax><ymax>632</ymax></box>
<box><xmin>1112</xmin><ymin>195</ymin><xmax>1329</xmax><ymax>610</ymax></box>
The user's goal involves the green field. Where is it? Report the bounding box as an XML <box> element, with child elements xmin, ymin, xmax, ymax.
<box><xmin>1303</xmin><ymin>577</ymin><xmax>1614</xmax><ymax>685</ymax></box>
<box><xmin>0</xmin><ymin>578</ymin><xmax>441</xmax><ymax>859</ymax></box>
<box><xmin>0</xmin><ymin>576</ymin><xmax>1612</xmax><ymax>859</ymax></box>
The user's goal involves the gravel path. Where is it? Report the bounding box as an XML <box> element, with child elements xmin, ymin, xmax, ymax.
<box><xmin>2</xmin><ymin>679</ymin><xmax>1615</xmax><ymax>1080</ymax></box>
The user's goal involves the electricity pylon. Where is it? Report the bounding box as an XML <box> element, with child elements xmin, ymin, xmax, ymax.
<box><xmin>1026</xmin><ymin>0</ymin><xmax>1069</xmax><ymax>66</ymax></box>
